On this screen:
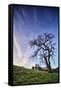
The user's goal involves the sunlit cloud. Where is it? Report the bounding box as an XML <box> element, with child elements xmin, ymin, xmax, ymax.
<box><xmin>13</xmin><ymin>32</ymin><xmax>22</xmax><ymax>66</ymax></box>
<box><xmin>13</xmin><ymin>32</ymin><xmax>34</xmax><ymax>68</ymax></box>
<box><xmin>13</xmin><ymin>6</ymin><xmax>58</xmax><ymax>68</ymax></box>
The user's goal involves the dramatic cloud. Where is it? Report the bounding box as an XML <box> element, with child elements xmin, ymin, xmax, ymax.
<box><xmin>13</xmin><ymin>6</ymin><xmax>58</xmax><ymax>68</ymax></box>
<box><xmin>13</xmin><ymin>32</ymin><xmax>35</xmax><ymax>68</ymax></box>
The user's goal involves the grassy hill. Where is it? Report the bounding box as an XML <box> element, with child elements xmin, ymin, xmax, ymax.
<box><xmin>13</xmin><ymin>65</ymin><xmax>59</xmax><ymax>86</ymax></box>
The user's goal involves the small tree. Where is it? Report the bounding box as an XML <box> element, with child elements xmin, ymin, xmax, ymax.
<box><xmin>32</xmin><ymin>66</ymin><xmax>34</xmax><ymax>70</ymax></box>
<box><xmin>30</xmin><ymin>33</ymin><xmax>55</xmax><ymax>72</ymax></box>
<box><xmin>35</xmin><ymin>64</ymin><xmax>39</xmax><ymax>70</ymax></box>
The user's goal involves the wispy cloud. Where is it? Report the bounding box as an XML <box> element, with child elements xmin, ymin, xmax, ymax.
<box><xmin>13</xmin><ymin>6</ymin><xmax>58</xmax><ymax>68</ymax></box>
<box><xmin>13</xmin><ymin>32</ymin><xmax>22</xmax><ymax>66</ymax></box>
<box><xmin>13</xmin><ymin>32</ymin><xmax>34</xmax><ymax>68</ymax></box>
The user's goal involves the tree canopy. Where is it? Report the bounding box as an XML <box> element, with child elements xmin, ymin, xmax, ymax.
<box><xmin>30</xmin><ymin>33</ymin><xmax>55</xmax><ymax>72</ymax></box>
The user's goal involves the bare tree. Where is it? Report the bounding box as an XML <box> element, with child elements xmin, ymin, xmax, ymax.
<box><xmin>30</xmin><ymin>33</ymin><xmax>55</xmax><ymax>72</ymax></box>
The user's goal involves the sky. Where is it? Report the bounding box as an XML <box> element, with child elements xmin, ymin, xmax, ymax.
<box><xmin>13</xmin><ymin>5</ymin><xmax>59</xmax><ymax>69</ymax></box>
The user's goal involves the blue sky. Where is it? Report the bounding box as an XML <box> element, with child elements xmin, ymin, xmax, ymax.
<box><xmin>13</xmin><ymin>5</ymin><xmax>59</xmax><ymax>68</ymax></box>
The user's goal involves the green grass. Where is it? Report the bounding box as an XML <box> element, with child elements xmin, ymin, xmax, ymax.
<box><xmin>13</xmin><ymin>65</ymin><xmax>59</xmax><ymax>85</ymax></box>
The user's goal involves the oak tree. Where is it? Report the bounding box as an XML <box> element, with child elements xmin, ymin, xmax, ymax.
<box><xmin>30</xmin><ymin>33</ymin><xmax>55</xmax><ymax>72</ymax></box>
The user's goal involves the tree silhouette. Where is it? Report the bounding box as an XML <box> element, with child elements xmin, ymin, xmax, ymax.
<box><xmin>30</xmin><ymin>33</ymin><xmax>55</xmax><ymax>72</ymax></box>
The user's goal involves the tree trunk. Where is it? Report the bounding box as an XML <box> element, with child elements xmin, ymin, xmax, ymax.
<box><xmin>47</xmin><ymin>64</ymin><xmax>52</xmax><ymax>72</ymax></box>
<box><xmin>44</xmin><ymin>56</ymin><xmax>52</xmax><ymax>72</ymax></box>
<box><xmin>48</xmin><ymin>51</ymin><xmax>52</xmax><ymax>72</ymax></box>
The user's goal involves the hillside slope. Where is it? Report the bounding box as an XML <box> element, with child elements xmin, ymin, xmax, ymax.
<box><xmin>13</xmin><ymin>65</ymin><xmax>59</xmax><ymax>86</ymax></box>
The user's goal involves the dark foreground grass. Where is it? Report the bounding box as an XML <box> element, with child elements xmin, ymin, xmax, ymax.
<box><xmin>13</xmin><ymin>65</ymin><xmax>59</xmax><ymax>86</ymax></box>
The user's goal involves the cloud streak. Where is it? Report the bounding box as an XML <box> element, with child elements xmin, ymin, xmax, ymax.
<box><xmin>13</xmin><ymin>6</ymin><xmax>58</xmax><ymax>68</ymax></box>
<box><xmin>13</xmin><ymin>32</ymin><xmax>29</xmax><ymax>66</ymax></box>
<box><xmin>13</xmin><ymin>32</ymin><xmax>34</xmax><ymax>68</ymax></box>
